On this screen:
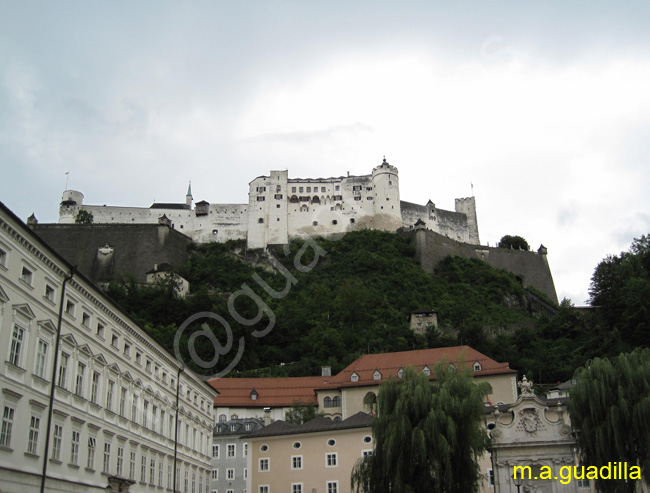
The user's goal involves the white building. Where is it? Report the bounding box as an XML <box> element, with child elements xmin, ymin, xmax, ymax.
<box><xmin>58</xmin><ymin>158</ymin><xmax>480</xmax><ymax>249</ymax></box>
<box><xmin>0</xmin><ymin>201</ymin><xmax>217</xmax><ymax>493</ymax></box>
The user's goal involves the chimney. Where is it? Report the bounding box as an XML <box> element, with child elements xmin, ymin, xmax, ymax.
<box><xmin>263</xmin><ymin>408</ymin><xmax>272</xmax><ymax>426</ymax></box>
<box><xmin>321</xmin><ymin>366</ymin><xmax>331</xmax><ymax>377</ymax></box>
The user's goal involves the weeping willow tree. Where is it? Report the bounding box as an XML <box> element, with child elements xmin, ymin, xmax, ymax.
<box><xmin>569</xmin><ymin>349</ymin><xmax>650</xmax><ymax>493</ymax></box>
<box><xmin>351</xmin><ymin>363</ymin><xmax>490</xmax><ymax>493</ymax></box>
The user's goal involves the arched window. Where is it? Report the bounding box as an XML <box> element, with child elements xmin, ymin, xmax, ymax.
<box><xmin>324</xmin><ymin>396</ymin><xmax>332</xmax><ymax>408</ymax></box>
<box><xmin>290</xmin><ymin>195</ymin><xmax>299</xmax><ymax>203</ymax></box>
<box><xmin>311</xmin><ymin>196</ymin><xmax>320</xmax><ymax>204</ymax></box>
<box><xmin>219</xmin><ymin>414</ymin><xmax>226</xmax><ymax>422</ymax></box>
<box><xmin>332</xmin><ymin>396</ymin><xmax>340</xmax><ymax>407</ymax></box>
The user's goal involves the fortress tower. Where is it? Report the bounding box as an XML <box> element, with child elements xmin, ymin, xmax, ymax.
<box><xmin>59</xmin><ymin>190</ymin><xmax>84</xmax><ymax>224</ymax></box>
<box><xmin>372</xmin><ymin>157</ymin><xmax>402</xmax><ymax>231</ymax></box>
<box><xmin>455</xmin><ymin>197</ymin><xmax>480</xmax><ymax>245</ymax></box>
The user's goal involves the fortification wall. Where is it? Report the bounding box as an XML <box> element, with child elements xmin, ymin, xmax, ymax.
<box><xmin>193</xmin><ymin>204</ymin><xmax>248</xmax><ymax>243</ymax></box>
<box><xmin>401</xmin><ymin>201</ymin><xmax>474</xmax><ymax>244</ymax></box>
<box><xmin>413</xmin><ymin>229</ymin><xmax>558</xmax><ymax>303</ymax></box>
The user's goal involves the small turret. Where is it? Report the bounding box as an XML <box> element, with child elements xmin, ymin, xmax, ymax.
<box><xmin>186</xmin><ymin>182</ymin><xmax>193</xmax><ymax>209</ymax></box>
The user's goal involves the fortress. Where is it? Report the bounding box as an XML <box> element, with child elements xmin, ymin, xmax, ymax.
<box><xmin>58</xmin><ymin>158</ymin><xmax>480</xmax><ymax>249</ymax></box>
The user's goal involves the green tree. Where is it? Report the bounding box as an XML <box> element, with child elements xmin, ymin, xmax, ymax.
<box><xmin>497</xmin><ymin>235</ymin><xmax>529</xmax><ymax>250</ymax></box>
<box><xmin>351</xmin><ymin>364</ymin><xmax>490</xmax><ymax>493</ymax></box>
<box><xmin>75</xmin><ymin>209</ymin><xmax>94</xmax><ymax>224</ymax></box>
<box><xmin>569</xmin><ymin>349</ymin><xmax>650</xmax><ymax>493</ymax></box>
<box><xmin>284</xmin><ymin>400</ymin><xmax>322</xmax><ymax>425</ymax></box>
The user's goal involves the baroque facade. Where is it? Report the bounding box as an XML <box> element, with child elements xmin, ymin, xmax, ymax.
<box><xmin>57</xmin><ymin>159</ymin><xmax>480</xmax><ymax>249</ymax></box>
<box><xmin>0</xmin><ymin>201</ymin><xmax>216</xmax><ymax>493</ymax></box>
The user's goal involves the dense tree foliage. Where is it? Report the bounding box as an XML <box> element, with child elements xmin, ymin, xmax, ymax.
<box><xmin>497</xmin><ymin>235</ymin><xmax>530</xmax><ymax>251</ymax></box>
<box><xmin>284</xmin><ymin>401</ymin><xmax>323</xmax><ymax>424</ymax></box>
<box><xmin>351</xmin><ymin>364</ymin><xmax>490</xmax><ymax>492</ymax></box>
<box><xmin>589</xmin><ymin>234</ymin><xmax>650</xmax><ymax>347</ymax></box>
<box><xmin>75</xmin><ymin>209</ymin><xmax>94</xmax><ymax>224</ymax></box>
<box><xmin>569</xmin><ymin>349</ymin><xmax>650</xmax><ymax>492</ymax></box>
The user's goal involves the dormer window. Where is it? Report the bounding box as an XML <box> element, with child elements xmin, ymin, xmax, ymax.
<box><xmin>448</xmin><ymin>363</ymin><xmax>457</xmax><ymax>373</ymax></box>
<box><xmin>230</xmin><ymin>424</ymin><xmax>237</xmax><ymax>432</ymax></box>
<box><xmin>250</xmin><ymin>389</ymin><xmax>258</xmax><ymax>401</ymax></box>
<box><xmin>350</xmin><ymin>372</ymin><xmax>359</xmax><ymax>383</ymax></box>
<box><xmin>373</xmin><ymin>370</ymin><xmax>382</xmax><ymax>381</ymax></box>
<box><xmin>422</xmin><ymin>366</ymin><xmax>431</xmax><ymax>376</ymax></box>
<box><xmin>473</xmin><ymin>361</ymin><xmax>482</xmax><ymax>372</ymax></box>
<box><xmin>397</xmin><ymin>368</ymin><xmax>405</xmax><ymax>379</ymax></box>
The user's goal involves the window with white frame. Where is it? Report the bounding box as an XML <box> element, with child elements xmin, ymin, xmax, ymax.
<box><xmin>82</xmin><ymin>312</ymin><xmax>91</xmax><ymax>328</ymax></box>
<box><xmin>327</xmin><ymin>481</ymin><xmax>338</xmax><ymax>493</ymax></box>
<box><xmin>212</xmin><ymin>444</ymin><xmax>220</xmax><ymax>458</ymax></box>
<box><xmin>21</xmin><ymin>266</ymin><xmax>33</xmax><ymax>286</ymax></box>
<box><xmin>116</xmin><ymin>446</ymin><xmax>124</xmax><ymax>477</ymax></box>
<box><xmin>87</xmin><ymin>437</ymin><xmax>96</xmax><ymax>469</ymax></box>
<box><xmin>488</xmin><ymin>468</ymin><xmax>494</xmax><ymax>486</ymax></box>
<box><xmin>292</xmin><ymin>484</ymin><xmax>303</xmax><ymax>493</ymax></box>
<box><xmin>0</xmin><ymin>248</ymin><xmax>6</xmax><ymax>268</ymax></box>
<box><xmin>211</xmin><ymin>469</ymin><xmax>218</xmax><ymax>480</ymax></box>
<box><xmin>111</xmin><ymin>333</ymin><xmax>119</xmax><ymax>348</ymax></box>
<box><xmin>103</xmin><ymin>443</ymin><xmax>111</xmax><ymax>473</ymax></box>
<box><xmin>57</xmin><ymin>353</ymin><xmax>69</xmax><ymax>389</ymax></box>
<box><xmin>259</xmin><ymin>458</ymin><xmax>269</xmax><ymax>471</ymax></box>
<box><xmin>576</xmin><ymin>477</ymin><xmax>590</xmax><ymax>488</ymax></box>
<box><xmin>259</xmin><ymin>486</ymin><xmax>269</xmax><ymax>493</ymax></box>
<box><xmin>350</xmin><ymin>372</ymin><xmax>359</xmax><ymax>382</ymax></box>
<box><xmin>422</xmin><ymin>366</ymin><xmax>431</xmax><ymax>376</ymax></box>
<box><xmin>373</xmin><ymin>370</ymin><xmax>381</xmax><ymax>381</ymax></box>
<box><xmin>473</xmin><ymin>361</ymin><xmax>482</xmax><ymax>372</ymax></box>
<box><xmin>44</xmin><ymin>284</ymin><xmax>55</xmax><ymax>302</ymax></box>
<box><xmin>291</xmin><ymin>455</ymin><xmax>303</xmax><ymax>470</ymax></box>
<box><xmin>226</xmin><ymin>468</ymin><xmax>235</xmax><ymax>480</ymax></box>
<box><xmin>227</xmin><ymin>443</ymin><xmax>235</xmax><ymax>457</ymax></box>
<box><xmin>75</xmin><ymin>362</ymin><xmax>85</xmax><ymax>396</ymax></box>
<box><xmin>130</xmin><ymin>451</ymin><xmax>137</xmax><ymax>480</ymax></box>
<box><xmin>9</xmin><ymin>325</ymin><xmax>24</xmax><ymax>367</ymax></box>
<box><xmin>1</xmin><ymin>405</ymin><xmax>15</xmax><ymax>447</ymax></box>
<box><xmin>106</xmin><ymin>381</ymin><xmax>115</xmax><ymax>412</ymax></box>
<box><xmin>34</xmin><ymin>339</ymin><xmax>48</xmax><ymax>379</ymax></box>
<box><xmin>52</xmin><ymin>424</ymin><xmax>63</xmax><ymax>461</ymax></box>
<box><xmin>96</xmin><ymin>322</ymin><xmax>105</xmax><ymax>338</ymax></box>
<box><xmin>120</xmin><ymin>387</ymin><xmax>127</xmax><ymax>417</ymax></box>
<box><xmin>326</xmin><ymin>453</ymin><xmax>337</xmax><ymax>467</ymax></box>
<box><xmin>244</xmin><ymin>468</ymin><xmax>248</xmax><ymax>479</ymax></box>
<box><xmin>140</xmin><ymin>454</ymin><xmax>147</xmax><ymax>482</ymax></box>
<box><xmin>90</xmin><ymin>371</ymin><xmax>100</xmax><ymax>404</ymax></box>
<box><xmin>65</xmin><ymin>299</ymin><xmax>75</xmax><ymax>317</ymax></box>
<box><xmin>70</xmin><ymin>430</ymin><xmax>80</xmax><ymax>464</ymax></box>
<box><xmin>27</xmin><ymin>415</ymin><xmax>40</xmax><ymax>454</ymax></box>
<box><xmin>243</xmin><ymin>443</ymin><xmax>248</xmax><ymax>457</ymax></box>
<box><xmin>150</xmin><ymin>458</ymin><xmax>156</xmax><ymax>484</ymax></box>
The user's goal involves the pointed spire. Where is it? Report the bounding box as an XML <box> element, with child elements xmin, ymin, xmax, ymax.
<box><xmin>187</xmin><ymin>181</ymin><xmax>192</xmax><ymax>197</ymax></box>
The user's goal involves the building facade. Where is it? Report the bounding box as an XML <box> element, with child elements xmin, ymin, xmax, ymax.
<box><xmin>0</xmin><ymin>202</ymin><xmax>216</xmax><ymax>493</ymax></box>
<box><xmin>57</xmin><ymin>159</ymin><xmax>480</xmax><ymax>249</ymax></box>
<box><xmin>211</xmin><ymin>417</ymin><xmax>264</xmax><ymax>493</ymax></box>
<box><xmin>247</xmin><ymin>412</ymin><xmax>373</xmax><ymax>493</ymax></box>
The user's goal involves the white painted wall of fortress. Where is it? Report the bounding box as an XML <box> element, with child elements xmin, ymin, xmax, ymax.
<box><xmin>59</xmin><ymin>162</ymin><xmax>480</xmax><ymax>249</ymax></box>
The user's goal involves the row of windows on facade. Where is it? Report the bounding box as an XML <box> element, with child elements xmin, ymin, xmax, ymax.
<box><xmin>211</xmin><ymin>436</ymin><xmax>372</xmax><ymax>460</ymax></box>
<box><xmin>347</xmin><ymin>362</ymin><xmax>483</xmax><ymax>383</ymax></box>
<box><xmin>7</xmin><ymin>257</ymin><xmax>208</xmax><ymax>412</ymax></box>
<box><xmin>7</xmin><ymin>328</ymin><xmax>208</xmax><ymax>452</ymax></box>
<box><xmin>252</xmin><ymin>481</ymin><xmax>342</xmax><ymax>493</ymax></box>
<box><xmin>0</xmin><ymin>406</ymin><xmax>210</xmax><ymax>492</ymax></box>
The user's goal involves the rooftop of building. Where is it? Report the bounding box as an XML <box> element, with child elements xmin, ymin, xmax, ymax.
<box><xmin>213</xmin><ymin>417</ymin><xmax>265</xmax><ymax>437</ymax></box>
<box><xmin>246</xmin><ymin>411</ymin><xmax>373</xmax><ymax>439</ymax></box>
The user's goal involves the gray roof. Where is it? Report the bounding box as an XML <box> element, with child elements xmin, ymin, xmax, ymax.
<box><xmin>214</xmin><ymin>418</ymin><xmax>265</xmax><ymax>437</ymax></box>
<box><xmin>247</xmin><ymin>412</ymin><xmax>373</xmax><ymax>439</ymax></box>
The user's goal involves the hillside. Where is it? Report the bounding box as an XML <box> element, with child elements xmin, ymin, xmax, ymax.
<box><xmin>103</xmin><ymin>230</ymin><xmax>610</xmax><ymax>383</ymax></box>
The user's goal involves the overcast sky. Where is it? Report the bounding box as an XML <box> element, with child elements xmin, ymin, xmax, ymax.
<box><xmin>2</xmin><ymin>1</ymin><xmax>649</xmax><ymax>305</ymax></box>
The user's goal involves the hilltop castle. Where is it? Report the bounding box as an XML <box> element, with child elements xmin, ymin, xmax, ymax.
<box><xmin>59</xmin><ymin>158</ymin><xmax>479</xmax><ymax>249</ymax></box>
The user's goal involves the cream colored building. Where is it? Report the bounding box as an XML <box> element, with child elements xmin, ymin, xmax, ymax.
<box><xmin>0</xmin><ymin>202</ymin><xmax>216</xmax><ymax>493</ymax></box>
<box><xmin>247</xmin><ymin>412</ymin><xmax>373</xmax><ymax>493</ymax></box>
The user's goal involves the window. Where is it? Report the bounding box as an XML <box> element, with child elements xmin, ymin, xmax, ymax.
<box><xmin>258</xmin><ymin>218</ymin><xmax>264</xmax><ymax>223</ymax></box>
<box><xmin>70</xmin><ymin>430</ymin><xmax>80</xmax><ymax>464</ymax></box>
<box><xmin>96</xmin><ymin>322</ymin><xmax>105</xmax><ymax>338</ymax></box>
<box><xmin>326</xmin><ymin>453</ymin><xmax>338</xmax><ymax>467</ymax></box>
<box><xmin>397</xmin><ymin>368</ymin><xmax>405</xmax><ymax>379</ymax></box>
<box><xmin>227</xmin><ymin>468</ymin><xmax>234</xmax><ymax>480</ymax></box>
<box><xmin>57</xmin><ymin>353</ymin><xmax>69</xmax><ymax>389</ymax></box>
<box><xmin>335</xmin><ymin>185</ymin><xmax>340</xmax><ymax>191</ymax></box>
<box><xmin>152</xmin><ymin>405</ymin><xmax>158</xmax><ymax>432</ymax></box>
<box><xmin>27</xmin><ymin>416</ymin><xmax>40</xmax><ymax>454</ymax></box>
<box><xmin>350</xmin><ymin>372</ymin><xmax>359</xmax><ymax>382</ymax></box>
<box><xmin>321</xmin><ymin>187</ymin><xmax>326</xmax><ymax>192</ymax></box>
<box><xmin>52</xmin><ymin>424</ymin><xmax>63</xmax><ymax>461</ymax></box>
<box><xmin>246</xmin><ymin>422</ymin><xmax>252</xmax><ymax>431</ymax></box>
<box><xmin>34</xmin><ymin>340</ymin><xmax>48</xmax><ymax>378</ymax></box>
<box><xmin>21</xmin><ymin>266</ymin><xmax>33</xmax><ymax>285</ymax></box>
<box><xmin>259</xmin><ymin>458</ymin><xmax>269</xmax><ymax>471</ymax></box>
<box><xmin>65</xmin><ymin>300</ymin><xmax>75</xmax><ymax>316</ymax></box>
<box><xmin>135</xmin><ymin>351</ymin><xmax>141</xmax><ymax>365</ymax></box>
<box><xmin>0</xmin><ymin>248</ymin><xmax>6</xmax><ymax>268</ymax></box>
<box><xmin>292</xmin><ymin>455</ymin><xmax>303</xmax><ymax>470</ymax></box>
<box><xmin>124</xmin><ymin>343</ymin><xmax>131</xmax><ymax>357</ymax></box>
<box><xmin>212</xmin><ymin>444</ymin><xmax>220</xmax><ymax>458</ymax></box>
<box><xmin>211</xmin><ymin>469</ymin><xmax>218</xmax><ymax>480</ymax></box>
<box><xmin>577</xmin><ymin>477</ymin><xmax>590</xmax><ymax>488</ymax></box>
<box><xmin>259</xmin><ymin>487</ymin><xmax>269</xmax><ymax>493</ymax></box>
<box><xmin>327</xmin><ymin>481</ymin><xmax>338</xmax><ymax>493</ymax></box>
<box><xmin>373</xmin><ymin>370</ymin><xmax>381</xmax><ymax>381</ymax></box>
<box><xmin>1</xmin><ymin>405</ymin><xmax>15</xmax><ymax>447</ymax></box>
<box><xmin>488</xmin><ymin>468</ymin><xmax>494</xmax><ymax>486</ymax></box>
<box><xmin>106</xmin><ymin>381</ymin><xmax>114</xmax><ymax>412</ymax></box>
<box><xmin>306</xmin><ymin>187</ymin><xmax>311</xmax><ymax>192</ymax></box>
<box><xmin>257</xmin><ymin>196</ymin><xmax>265</xmax><ymax>202</ymax></box>
<box><xmin>244</xmin><ymin>467</ymin><xmax>248</xmax><ymax>479</ymax></box>
<box><xmin>140</xmin><ymin>454</ymin><xmax>147</xmax><ymax>482</ymax></box>
<box><xmin>111</xmin><ymin>334</ymin><xmax>119</xmax><ymax>348</ymax></box>
<box><xmin>332</xmin><ymin>396</ymin><xmax>340</xmax><ymax>407</ymax></box>
<box><xmin>87</xmin><ymin>437</ymin><xmax>96</xmax><ymax>469</ymax></box>
<box><xmin>422</xmin><ymin>366</ymin><xmax>431</xmax><ymax>376</ymax></box>
<box><xmin>292</xmin><ymin>484</ymin><xmax>303</xmax><ymax>493</ymax></box>
<box><xmin>90</xmin><ymin>372</ymin><xmax>100</xmax><ymax>404</ymax></box>
<box><xmin>244</xmin><ymin>443</ymin><xmax>248</xmax><ymax>457</ymax></box>
<box><xmin>260</xmin><ymin>444</ymin><xmax>268</xmax><ymax>452</ymax></box>
<box><xmin>448</xmin><ymin>363</ymin><xmax>457</xmax><ymax>373</ymax></box>
<box><xmin>230</xmin><ymin>424</ymin><xmax>237</xmax><ymax>432</ymax></box>
<box><xmin>82</xmin><ymin>312</ymin><xmax>91</xmax><ymax>327</ymax></box>
<box><xmin>219</xmin><ymin>414</ymin><xmax>226</xmax><ymax>422</ymax></box>
<box><xmin>293</xmin><ymin>441</ymin><xmax>301</xmax><ymax>449</ymax></box>
<box><xmin>143</xmin><ymin>401</ymin><xmax>149</xmax><ymax>428</ymax></box>
<box><xmin>473</xmin><ymin>361</ymin><xmax>482</xmax><ymax>372</ymax></box>
<box><xmin>103</xmin><ymin>443</ymin><xmax>111</xmax><ymax>473</ymax></box>
<box><xmin>363</xmin><ymin>435</ymin><xmax>372</xmax><ymax>443</ymax></box>
<box><xmin>45</xmin><ymin>284</ymin><xmax>55</xmax><ymax>302</ymax></box>
<box><xmin>9</xmin><ymin>325</ymin><xmax>24</xmax><ymax>366</ymax></box>
<box><xmin>75</xmin><ymin>362</ymin><xmax>85</xmax><ymax>396</ymax></box>
<box><xmin>327</xmin><ymin>438</ymin><xmax>336</xmax><ymax>446</ymax></box>
<box><xmin>120</xmin><ymin>387</ymin><xmax>127</xmax><ymax>416</ymax></box>
<box><xmin>227</xmin><ymin>443</ymin><xmax>235</xmax><ymax>457</ymax></box>
<box><xmin>150</xmin><ymin>458</ymin><xmax>156</xmax><ymax>484</ymax></box>
<box><xmin>299</xmin><ymin>187</ymin><xmax>304</xmax><ymax>193</ymax></box>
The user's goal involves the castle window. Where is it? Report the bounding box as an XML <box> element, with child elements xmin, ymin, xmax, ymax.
<box><xmin>292</xmin><ymin>187</ymin><xmax>296</xmax><ymax>193</ymax></box>
<box><xmin>354</xmin><ymin>196</ymin><xmax>361</xmax><ymax>201</ymax></box>
<box><xmin>367</xmin><ymin>197</ymin><xmax>373</xmax><ymax>200</ymax></box>
<box><xmin>213</xmin><ymin>229</ymin><xmax>218</xmax><ymax>234</ymax></box>
<box><xmin>274</xmin><ymin>194</ymin><xmax>283</xmax><ymax>199</ymax></box>
<box><xmin>350</xmin><ymin>218</ymin><xmax>355</xmax><ymax>224</ymax></box>
<box><xmin>277</xmin><ymin>204</ymin><xmax>280</xmax><ymax>208</ymax></box>
<box><xmin>313</xmin><ymin>221</ymin><xmax>318</xmax><ymax>226</ymax></box>
<box><xmin>321</xmin><ymin>187</ymin><xmax>326</xmax><ymax>192</ymax></box>
<box><xmin>366</xmin><ymin>187</ymin><xmax>372</xmax><ymax>191</ymax></box>
<box><xmin>300</xmin><ymin>196</ymin><xmax>310</xmax><ymax>202</ymax></box>
<box><xmin>353</xmin><ymin>185</ymin><xmax>362</xmax><ymax>191</ymax></box>
<box><xmin>332</xmin><ymin>220</ymin><xmax>337</xmax><ymax>225</ymax></box>
<box><xmin>386</xmin><ymin>197</ymin><xmax>390</xmax><ymax>201</ymax></box>
<box><xmin>290</xmin><ymin>195</ymin><xmax>299</xmax><ymax>203</ymax></box>
<box><xmin>448</xmin><ymin>363</ymin><xmax>457</xmax><ymax>373</ymax></box>
<box><xmin>299</xmin><ymin>187</ymin><xmax>304</xmax><ymax>193</ymax></box>
<box><xmin>258</xmin><ymin>218</ymin><xmax>264</xmax><ymax>223</ymax></box>
<box><xmin>45</xmin><ymin>284</ymin><xmax>55</xmax><ymax>302</ymax></box>
<box><xmin>257</xmin><ymin>196</ymin><xmax>265</xmax><ymax>201</ymax></box>
<box><xmin>311</xmin><ymin>196</ymin><xmax>320</xmax><ymax>204</ymax></box>
<box><xmin>306</xmin><ymin>187</ymin><xmax>311</xmax><ymax>193</ymax></box>
<box><xmin>276</xmin><ymin>185</ymin><xmax>281</xmax><ymax>192</ymax></box>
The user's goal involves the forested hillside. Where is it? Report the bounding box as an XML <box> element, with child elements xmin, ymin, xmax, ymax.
<box><xmin>104</xmin><ymin>230</ymin><xmax>649</xmax><ymax>385</ymax></box>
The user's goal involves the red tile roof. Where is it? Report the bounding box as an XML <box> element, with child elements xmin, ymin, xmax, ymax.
<box><xmin>209</xmin><ymin>346</ymin><xmax>515</xmax><ymax>407</ymax></box>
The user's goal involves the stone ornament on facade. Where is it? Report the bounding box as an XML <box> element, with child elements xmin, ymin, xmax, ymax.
<box><xmin>518</xmin><ymin>374</ymin><xmax>534</xmax><ymax>396</ymax></box>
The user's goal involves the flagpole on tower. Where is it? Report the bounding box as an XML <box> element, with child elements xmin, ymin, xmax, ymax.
<box><xmin>471</xmin><ymin>182</ymin><xmax>474</xmax><ymax>197</ymax></box>
<box><xmin>65</xmin><ymin>172</ymin><xmax>70</xmax><ymax>191</ymax></box>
